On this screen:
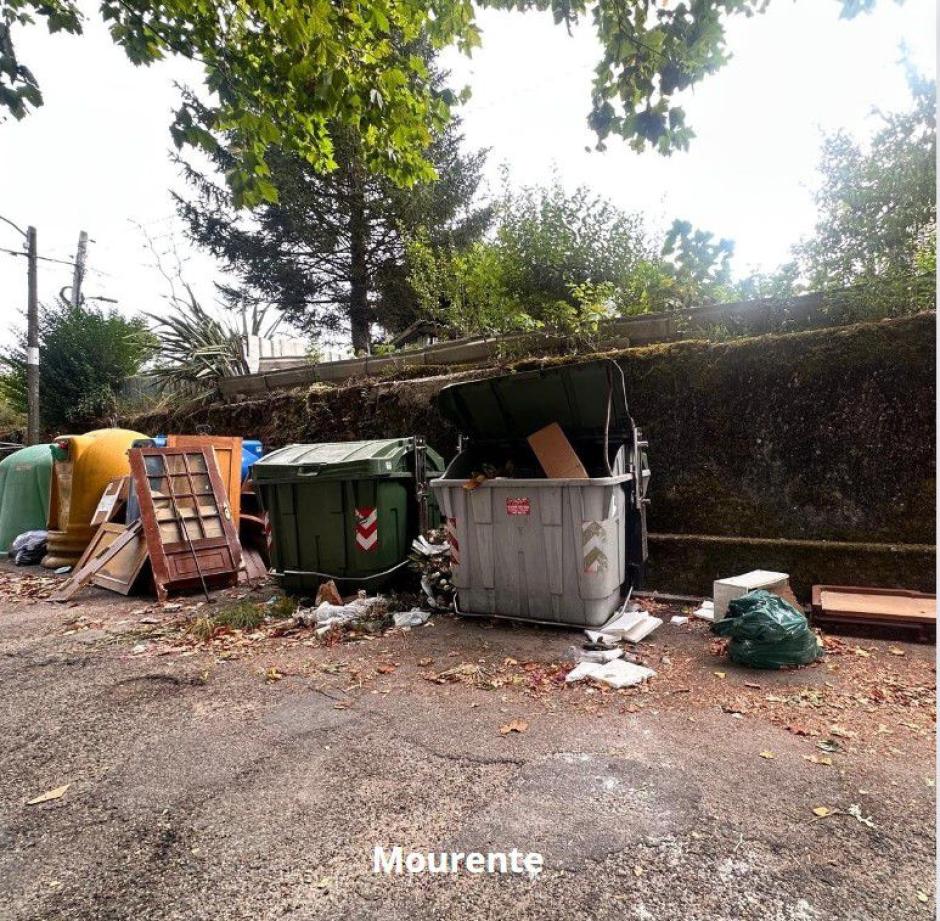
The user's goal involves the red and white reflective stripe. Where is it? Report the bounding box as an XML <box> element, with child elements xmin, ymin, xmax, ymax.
<box><xmin>355</xmin><ymin>506</ymin><xmax>378</xmax><ymax>552</ymax></box>
<box><xmin>262</xmin><ymin>513</ymin><xmax>272</xmax><ymax>549</ymax></box>
<box><xmin>446</xmin><ymin>517</ymin><xmax>460</xmax><ymax>567</ymax></box>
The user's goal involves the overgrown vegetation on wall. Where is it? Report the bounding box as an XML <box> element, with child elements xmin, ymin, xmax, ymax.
<box><xmin>129</xmin><ymin>312</ymin><xmax>935</xmax><ymax>552</ymax></box>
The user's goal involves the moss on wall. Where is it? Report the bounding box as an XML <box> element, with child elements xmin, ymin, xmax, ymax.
<box><xmin>128</xmin><ymin>313</ymin><xmax>936</xmax><ymax>589</ymax></box>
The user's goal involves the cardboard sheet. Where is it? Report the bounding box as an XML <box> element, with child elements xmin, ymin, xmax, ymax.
<box><xmin>527</xmin><ymin>423</ymin><xmax>588</xmax><ymax>479</ymax></box>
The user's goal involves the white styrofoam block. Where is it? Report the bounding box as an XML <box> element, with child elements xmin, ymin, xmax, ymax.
<box><xmin>597</xmin><ymin>609</ymin><xmax>649</xmax><ymax>639</ymax></box>
<box><xmin>579</xmin><ymin>647</ymin><xmax>624</xmax><ymax>664</ymax></box>
<box><xmin>713</xmin><ymin>570</ymin><xmax>789</xmax><ymax>620</ymax></box>
<box><xmin>565</xmin><ymin>658</ymin><xmax>656</xmax><ymax>688</ymax></box>
<box><xmin>623</xmin><ymin>615</ymin><xmax>662</xmax><ymax>643</ymax></box>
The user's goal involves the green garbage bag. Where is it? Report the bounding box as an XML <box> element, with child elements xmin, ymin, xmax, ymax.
<box><xmin>711</xmin><ymin>590</ymin><xmax>821</xmax><ymax>669</ymax></box>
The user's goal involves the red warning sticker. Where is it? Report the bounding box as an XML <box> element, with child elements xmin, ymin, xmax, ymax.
<box><xmin>506</xmin><ymin>497</ymin><xmax>531</xmax><ymax>516</ymax></box>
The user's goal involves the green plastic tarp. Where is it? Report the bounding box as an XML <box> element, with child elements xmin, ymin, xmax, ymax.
<box><xmin>711</xmin><ymin>589</ymin><xmax>822</xmax><ymax>669</ymax></box>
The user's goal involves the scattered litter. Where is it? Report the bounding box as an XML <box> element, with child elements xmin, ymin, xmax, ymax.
<box><xmin>26</xmin><ymin>784</ymin><xmax>69</xmax><ymax>805</ymax></box>
<box><xmin>393</xmin><ymin>608</ymin><xmax>431</xmax><ymax>628</ymax></box>
<box><xmin>812</xmin><ymin>806</ymin><xmax>832</xmax><ymax>818</ymax></box>
<box><xmin>300</xmin><ymin>594</ymin><xmax>388</xmax><ymax>629</ymax></box>
<box><xmin>584</xmin><ymin>630</ymin><xmax>620</xmax><ymax>647</ymax></box>
<box><xmin>692</xmin><ymin>600</ymin><xmax>715</xmax><ymax>622</ymax></box>
<box><xmin>315</xmin><ymin>580</ymin><xmax>343</xmax><ymax>607</ymax></box>
<box><xmin>499</xmin><ymin>718</ymin><xmax>529</xmax><ymax>735</ymax></box>
<box><xmin>759</xmin><ymin>751</ymin><xmax>775</xmax><ymax>759</ymax></box>
<box><xmin>53</xmin><ymin>566</ymin><xmax>71</xmax><ymax>575</ymax></box>
<box><xmin>409</xmin><ymin>529</ymin><xmax>455</xmax><ymax>610</ymax></box>
<box><xmin>671</xmin><ymin>615</ymin><xmax>688</xmax><ymax>625</ymax></box>
<box><xmin>847</xmin><ymin>803</ymin><xmax>876</xmax><ymax>828</ymax></box>
<box><xmin>565</xmin><ymin>658</ymin><xmax>656</xmax><ymax>689</ymax></box>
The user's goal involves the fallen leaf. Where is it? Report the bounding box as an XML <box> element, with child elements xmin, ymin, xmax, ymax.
<box><xmin>816</xmin><ymin>739</ymin><xmax>841</xmax><ymax>753</ymax></box>
<box><xmin>804</xmin><ymin>754</ymin><xmax>833</xmax><ymax>766</ymax></box>
<box><xmin>418</xmin><ymin>658</ymin><xmax>433</xmax><ymax>667</ymax></box>
<box><xmin>499</xmin><ymin>718</ymin><xmax>529</xmax><ymax>735</ymax></box>
<box><xmin>759</xmin><ymin>751</ymin><xmax>775</xmax><ymax>759</ymax></box>
<box><xmin>812</xmin><ymin>806</ymin><xmax>832</xmax><ymax>818</ymax></box>
<box><xmin>888</xmin><ymin>646</ymin><xmax>906</xmax><ymax>656</ymax></box>
<box><xmin>376</xmin><ymin>664</ymin><xmax>396</xmax><ymax>674</ymax></box>
<box><xmin>333</xmin><ymin>702</ymin><xmax>349</xmax><ymax>710</ymax></box>
<box><xmin>830</xmin><ymin>725</ymin><xmax>854</xmax><ymax>739</ymax></box>
<box><xmin>26</xmin><ymin>784</ymin><xmax>69</xmax><ymax>805</ymax></box>
<box><xmin>713</xmin><ymin>671</ymin><xmax>726</xmax><ymax>679</ymax></box>
<box><xmin>633</xmin><ymin>865</ymin><xmax>643</xmax><ymax>877</ymax></box>
<box><xmin>853</xmin><ymin>647</ymin><xmax>871</xmax><ymax>658</ymax></box>
<box><xmin>916</xmin><ymin>891</ymin><xmax>929</xmax><ymax>903</ymax></box>
<box><xmin>264</xmin><ymin>667</ymin><xmax>283</xmax><ymax>683</ymax></box>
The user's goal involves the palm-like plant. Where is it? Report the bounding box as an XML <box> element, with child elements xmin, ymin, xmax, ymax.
<box><xmin>145</xmin><ymin>285</ymin><xmax>278</xmax><ymax>399</ymax></box>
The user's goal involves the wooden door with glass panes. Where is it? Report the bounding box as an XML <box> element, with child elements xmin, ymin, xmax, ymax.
<box><xmin>128</xmin><ymin>446</ymin><xmax>242</xmax><ymax>599</ymax></box>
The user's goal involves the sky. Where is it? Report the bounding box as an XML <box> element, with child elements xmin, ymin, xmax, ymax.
<box><xmin>0</xmin><ymin>0</ymin><xmax>934</xmax><ymax>349</ymax></box>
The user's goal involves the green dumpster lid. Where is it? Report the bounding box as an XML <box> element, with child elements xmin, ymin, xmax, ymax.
<box><xmin>437</xmin><ymin>359</ymin><xmax>634</xmax><ymax>443</ymax></box>
<box><xmin>253</xmin><ymin>438</ymin><xmax>443</xmax><ymax>479</ymax></box>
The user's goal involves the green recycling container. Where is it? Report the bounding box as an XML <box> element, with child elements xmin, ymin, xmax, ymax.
<box><xmin>0</xmin><ymin>443</ymin><xmax>54</xmax><ymax>555</ymax></box>
<box><xmin>253</xmin><ymin>438</ymin><xmax>444</xmax><ymax>594</ymax></box>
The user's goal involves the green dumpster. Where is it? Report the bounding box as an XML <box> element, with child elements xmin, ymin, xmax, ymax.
<box><xmin>253</xmin><ymin>438</ymin><xmax>444</xmax><ymax>594</ymax></box>
<box><xmin>0</xmin><ymin>444</ymin><xmax>53</xmax><ymax>555</ymax></box>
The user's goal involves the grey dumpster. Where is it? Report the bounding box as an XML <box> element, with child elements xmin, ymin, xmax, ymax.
<box><xmin>431</xmin><ymin>359</ymin><xmax>650</xmax><ymax>627</ymax></box>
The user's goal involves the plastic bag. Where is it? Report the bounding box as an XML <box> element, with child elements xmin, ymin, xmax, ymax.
<box><xmin>711</xmin><ymin>590</ymin><xmax>821</xmax><ymax>669</ymax></box>
<box><xmin>11</xmin><ymin>530</ymin><xmax>47</xmax><ymax>566</ymax></box>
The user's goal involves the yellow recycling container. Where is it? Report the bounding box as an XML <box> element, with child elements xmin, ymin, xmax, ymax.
<box><xmin>43</xmin><ymin>428</ymin><xmax>148</xmax><ymax>569</ymax></box>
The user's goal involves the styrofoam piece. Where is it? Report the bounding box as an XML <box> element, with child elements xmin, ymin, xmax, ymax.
<box><xmin>565</xmin><ymin>658</ymin><xmax>656</xmax><ymax>688</ymax></box>
<box><xmin>713</xmin><ymin>570</ymin><xmax>789</xmax><ymax>621</ymax></box>
<box><xmin>623</xmin><ymin>615</ymin><xmax>662</xmax><ymax>643</ymax></box>
<box><xmin>597</xmin><ymin>609</ymin><xmax>649</xmax><ymax>639</ymax></box>
<box><xmin>584</xmin><ymin>629</ymin><xmax>620</xmax><ymax>646</ymax></box>
<box><xmin>692</xmin><ymin>600</ymin><xmax>714</xmax><ymax>621</ymax></box>
<box><xmin>579</xmin><ymin>647</ymin><xmax>624</xmax><ymax>664</ymax></box>
<box><xmin>671</xmin><ymin>615</ymin><xmax>689</xmax><ymax>625</ymax></box>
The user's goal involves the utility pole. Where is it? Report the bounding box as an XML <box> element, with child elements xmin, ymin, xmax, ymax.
<box><xmin>26</xmin><ymin>226</ymin><xmax>39</xmax><ymax>446</ymax></box>
<box><xmin>69</xmin><ymin>230</ymin><xmax>88</xmax><ymax>307</ymax></box>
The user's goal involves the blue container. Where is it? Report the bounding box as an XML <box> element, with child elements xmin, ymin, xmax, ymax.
<box><xmin>242</xmin><ymin>440</ymin><xmax>263</xmax><ymax>480</ymax></box>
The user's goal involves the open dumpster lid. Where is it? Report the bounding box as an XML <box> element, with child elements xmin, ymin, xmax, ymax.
<box><xmin>253</xmin><ymin>439</ymin><xmax>443</xmax><ymax>480</ymax></box>
<box><xmin>437</xmin><ymin>359</ymin><xmax>633</xmax><ymax>443</ymax></box>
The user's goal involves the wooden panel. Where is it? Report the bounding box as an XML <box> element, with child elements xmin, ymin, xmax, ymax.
<box><xmin>89</xmin><ymin>523</ymin><xmax>148</xmax><ymax>595</ymax></box>
<box><xmin>90</xmin><ymin>476</ymin><xmax>130</xmax><ymax>527</ymax></box>
<box><xmin>51</xmin><ymin>521</ymin><xmax>144</xmax><ymax>602</ymax></box>
<box><xmin>129</xmin><ymin>447</ymin><xmax>242</xmax><ymax>601</ymax></box>
<box><xmin>165</xmin><ymin>435</ymin><xmax>243</xmax><ymax>527</ymax></box>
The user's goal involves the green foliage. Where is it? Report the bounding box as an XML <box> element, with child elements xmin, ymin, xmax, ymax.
<box><xmin>661</xmin><ymin>219</ymin><xmax>735</xmax><ymax>307</ymax></box>
<box><xmin>405</xmin><ymin>177</ymin><xmax>736</xmax><ymax>341</ymax></box>
<box><xmin>175</xmin><ymin>72</ymin><xmax>489</xmax><ymax>353</ymax></box>
<box><xmin>0</xmin><ymin>300</ymin><xmax>155</xmax><ymax>434</ymax></box>
<box><xmin>2</xmin><ymin>0</ymin><xmax>885</xmax><ymax>201</ymax></box>
<box><xmin>211</xmin><ymin>600</ymin><xmax>265</xmax><ymax>631</ymax></box>
<box><xmin>797</xmin><ymin>68</ymin><xmax>936</xmax><ymax>289</ymax></box>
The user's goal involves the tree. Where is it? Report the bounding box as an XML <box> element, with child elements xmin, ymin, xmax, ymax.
<box><xmin>2</xmin><ymin>0</ymin><xmax>887</xmax><ymax>202</ymax></box>
<box><xmin>661</xmin><ymin>219</ymin><xmax>735</xmax><ymax>307</ymax></box>
<box><xmin>797</xmin><ymin>68</ymin><xmax>936</xmax><ymax>289</ymax></box>
<box><xmin>0</xmin><ymin>300</ymin><xmax>155</xmax><ymax>433</ymax></box>
<box><xmin>406</xmin><ymin>178</ymin><xmax>737</xmax><ymax>338</ymax></box>
<box><xmin>175</xmin><ymin>91</ymin><xmax>490</xmax><ymax>353</ymax></box>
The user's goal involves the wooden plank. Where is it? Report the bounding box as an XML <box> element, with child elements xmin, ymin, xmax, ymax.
<box><xmin>90</xmin><ymin>476</ymin><xmax>130</xmax><ymax>527</ymax></box>
<box><xmin>811</xmin><ymin>584</ymin><xmax>936</xmax><ymax>642</ymax></box>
